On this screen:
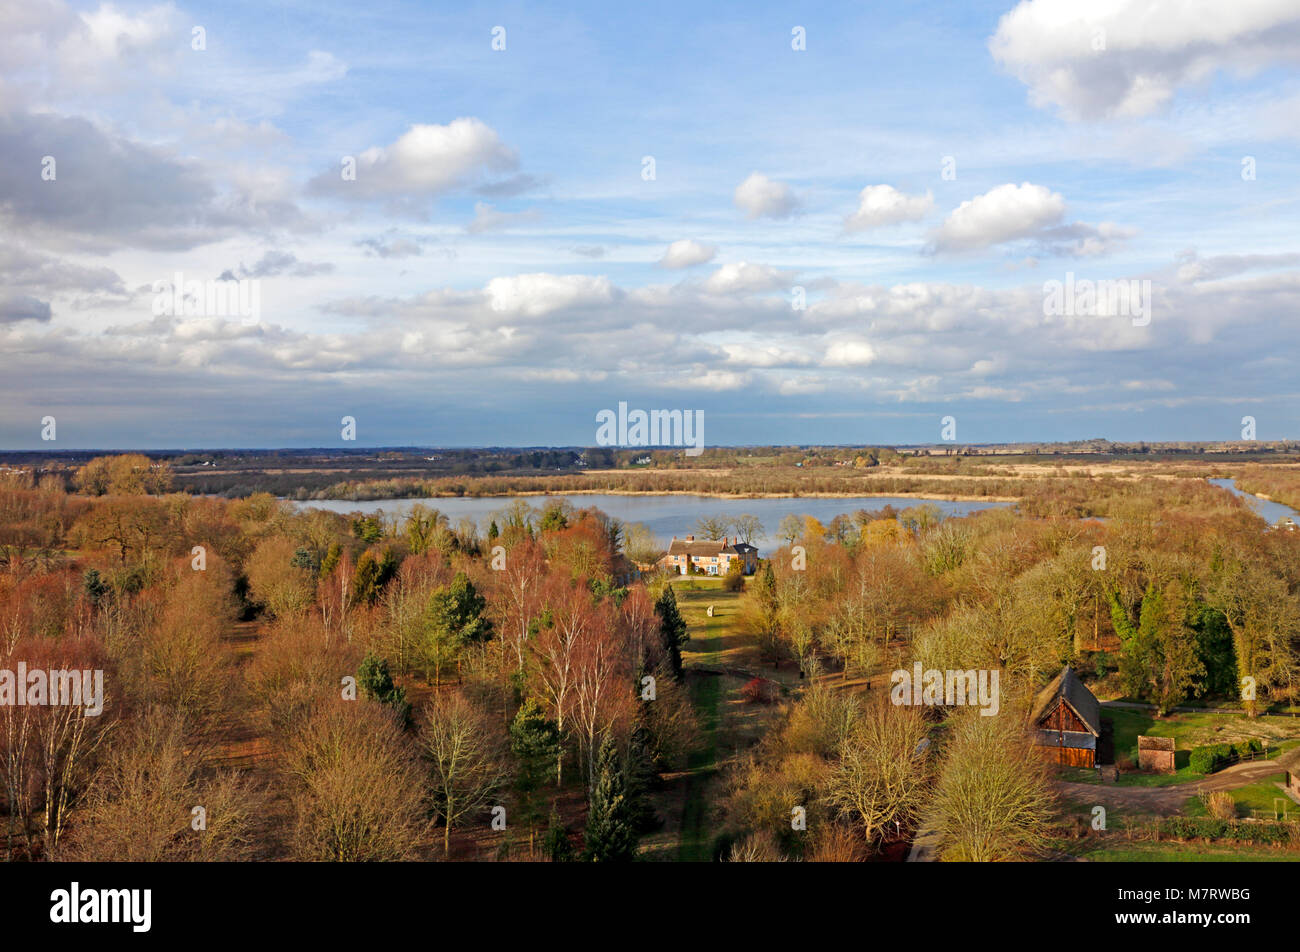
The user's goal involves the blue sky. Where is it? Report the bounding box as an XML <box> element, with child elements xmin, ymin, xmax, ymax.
<box><xmin>2</xmin><ymin>0</ymin><xmax>1299</xmax><ymax>448</ymax></box>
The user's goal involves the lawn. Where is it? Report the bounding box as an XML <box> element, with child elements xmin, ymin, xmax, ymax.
<box><xmin>1079</xmin><ymin>840</ymin><xmax>1300</xmax><ymax>862</ymax></box>
<box><xmin>1103</xmin><ymin>707</ymin><xmax>1299</xmax><ymax>787</ymax></box>
<box><xmin>639</xmin><ymin>577</ymin><xmax>790</xmax><ymax>861</ymax></box>
<box><xmin>1183</xmin><ymin>774</ymin><xmax>1295</xmax><ymax>820</ymax></box>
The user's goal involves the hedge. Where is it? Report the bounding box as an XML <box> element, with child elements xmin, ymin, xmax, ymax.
<box><xmin>1160</xmin><ymin>817</ymin><xmax>1294</xmax><ymax>846</ymax></box>
<box><xmin>1187</xmin><ymin>739</ymin><xmax>1264</xmax><ymax>775</ymax></box>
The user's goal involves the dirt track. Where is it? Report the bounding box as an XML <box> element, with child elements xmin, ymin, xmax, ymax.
<box><xmin>1056</xmin><ymin>758</ymin><xmax>1295</xmax><ymax>816</ymax></box>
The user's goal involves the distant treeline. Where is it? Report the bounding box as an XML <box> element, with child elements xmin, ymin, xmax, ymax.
<box><xmin>272</xmin><ymin>471</ymin><xmax>1030</xmax><ymax>502</ymax></box>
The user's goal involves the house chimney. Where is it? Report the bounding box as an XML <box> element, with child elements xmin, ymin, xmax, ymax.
<box><xmin>685</xmin><ymin>534</ymin><xmax>694</xmax><ymax>542</ymax></box>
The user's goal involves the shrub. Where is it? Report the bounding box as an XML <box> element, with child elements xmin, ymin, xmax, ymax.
<box><xmin>741</xmin><ymin>677</ymin><xmax>776</xmax><ymax>705</ymax></box>
<box><xmin>1189</xmin><ymin>746</ymin><xmax>1217</xmax><ymax>774</ymax></box>
<box><xmin>1233</xmin><ymin>740</ymin><xmax>1254</xmax><ymax>760</ymax></box>
<box><xmin>1203</xmin><ymin>791</ymin><xmax>1236</xmax><ymax>820</ymax></box>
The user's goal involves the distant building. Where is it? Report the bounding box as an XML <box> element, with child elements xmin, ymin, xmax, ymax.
<box><xmin>1137</xmin><ymin>735</ymin><xmax>1176</xmax><ymax>773</ymax></box>
<box><xmin>658</xmin><ymin>535</ymin><xmax>759</xmax><ymax>576</ymax></box>
<box><xmin>1030</xmin><ymin>665</ymin><xmax>1102</xmax><ymax>768</ymax></box>
<box><xmin>1279</xmin><ymin>748</ymin><xmax>1300</xmax><ymax>801</ymax></box>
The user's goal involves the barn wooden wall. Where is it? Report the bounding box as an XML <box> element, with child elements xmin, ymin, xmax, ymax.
<box><xmin>1037</xmin><ymin>744</ymin><xmax>1095</xmax><ymax>768</ymax></box>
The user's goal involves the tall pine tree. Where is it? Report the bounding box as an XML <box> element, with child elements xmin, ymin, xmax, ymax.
<box><xmin>655</xmin><ymin>584</ymin><xmax>688</xmax><ymax>680</ymax></box>
<box><xmin>583</xmin><ymin>735</ymin><xmax>640</xmax><ymax>862</ymax></box>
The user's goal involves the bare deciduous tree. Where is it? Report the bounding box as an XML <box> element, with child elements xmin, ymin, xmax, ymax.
<box><xmin>420</xmin><ymin>690</ymin><xmax>510</xmax><ymax>856</ymax></box>
<box><xmin>825</xmin><ymin>695</ymin><xmax>930</xmax><ymax>842</ymax></box>
<box><xmin>283</xmin><ymin>702</ymin><xmax>428</xmax><ymax>861</ymax></box>
<box><xmin>930</xmin><ymin>710</ymin><xmax>1056</xmax><ymax>861</ymax></box>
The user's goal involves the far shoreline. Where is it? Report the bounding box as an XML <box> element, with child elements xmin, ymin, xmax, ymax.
<box><xmin>291</xmin><ymin>488</ymin><xmax>1022</xmax><ymax>504</ymax></box>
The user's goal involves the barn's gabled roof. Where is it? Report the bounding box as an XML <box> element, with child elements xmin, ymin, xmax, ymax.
<box><xmin>1030</xmin><ymin>665</ymin><xmax>1101</xmax><ymax>737</ymax></box>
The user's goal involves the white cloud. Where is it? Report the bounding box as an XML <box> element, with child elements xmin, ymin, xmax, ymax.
<box><xmin>658</xmin><ymin>239</ymin><xmax>717</xmax><ymax>268</ymax></box>
<box><xmin>844</xmin><ymin>185</ymin><xmax>933</xmax><ymax>232</ymax></box>
<box><xmin>703</xmin><ymin>262</ymin><xmax>791</xmax><ymax>295</ymax></box>
<box><xmin>485</xmin><ymin>273</ymin><xmax>617</xmax><ymax>317</ymax></box>
<box><xmin>1176</xmin><ymin>250</ymin><xmax>1300</xmax><ymax>283</ymax></box>
<box><xmin>930</xmin><ymin>183</ymin><xmax>1066</xmax><ymax>252</ymax></box>
<box><xmin>734</xmin><ymin>172</ymin><xmax>799</xmax><ymax>219</ymax></box>
<box><xmin>310</xmin><ymin>118</ymin><xmax>520</xmax><ymax>202</ymax></box>
<box><xmin>664</xmin><ymin>368</ymin><xmax>751</xmax><ymax>391</ymax></box>
<box><xmin>0</xmin><ymin>111</ymin><xmax>308</xmax><ymax>251</ymax></box>
<box><xmin>823</xmin><ymin>338</ymin><xmax>877</xmax><ymax>367</ymax></box>
<box><xmin>720</xmin><ymin>341</ymin><xmax>814</xmax><ymax>368</ymax></box>
<box><xmin>990</xmin><ymin>0</ymin><xmax>1300</xmax><ymax>119</ymax></box>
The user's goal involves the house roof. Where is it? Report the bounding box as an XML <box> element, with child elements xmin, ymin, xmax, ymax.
<box><xmin>1030</xmin><ymin>665</ymin><xmax>1101</xmax><ymax>737</ymax></box>
<box><xmin>666</xmin><ymin>537</ymin><xmax>742</xmax><ymax>556</ymax></box>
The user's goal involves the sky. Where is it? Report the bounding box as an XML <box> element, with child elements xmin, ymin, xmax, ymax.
<box><xmin>1</xmin><ymin>0</ymin><xmax>1299</xmax><ymax>449</ymax></box>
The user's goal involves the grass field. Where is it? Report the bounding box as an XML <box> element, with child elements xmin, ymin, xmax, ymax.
<box><xmin>1103</xmin><ymin>708</ymin><xmax>1298</xmax><ymax>786</ymax></box>
<box><xmin>635</xmin><ymin>577</ymin><xmax>791</xmax><ymax>861</ymax></box>
<box><xmin>1079</xmin><ymin>840</ymin><xmax>1300</xmax><ymax>862</ymax></box>
<box><xmin>1184</xmin><ymin>774</ymin><xmax>1295</xmax><ymax>820</ymax></box>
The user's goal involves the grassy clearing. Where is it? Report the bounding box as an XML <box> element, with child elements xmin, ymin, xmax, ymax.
<box><xmin>1076</xmin><ymin>840</ymin><xmax>1300</xmax><ymax>862</ymax></box>
<box><xmin>1183</xmin><ymin>774</ymin><xmax>1295</xmax><ymax>819</ymax></box>
<box><xmin>677</xmin><ymin>673</ymin><xmax>723</xmax><ymax>862</ymax></box>
<box><xmin>1105</xmin><ymin>708</ymin><xmax>1298</xmax><ymax>786</ymax></box>
<box><xmin>659</xmin><ymin>577</ymin><xmax>791</xmax><ymax>861</ymax></box>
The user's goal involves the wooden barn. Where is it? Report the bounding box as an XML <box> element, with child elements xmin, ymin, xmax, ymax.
<box><xmin>1030</xmin><ymin>666</ymin><xmax>1101</xmax><ymax>768</ymax></box>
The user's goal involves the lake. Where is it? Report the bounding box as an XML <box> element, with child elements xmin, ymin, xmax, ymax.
<box><xmin>296</xmin><ymin>493</ymin><xmax>1013</xmax><ymax>550</ymax></box>
<box><xmin>1208</xmin><ymin>478</ymin><xmax>1300</xmax><ymax>526</ymax></box>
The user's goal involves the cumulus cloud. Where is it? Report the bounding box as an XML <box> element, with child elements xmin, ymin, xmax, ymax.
<box><xmin>931</xmin><ymin>183</ymin><xmax>1066</xmax><ymax>252</ymax></box>
<box><xmin>0</xmin><ymin>111</ymin><xmax>307</xmax><ymax>251</ymax></box>
<box><xmin>0</xmin><ymin>245</ymin><xmax>125</xmax><ymax>296</ymax></box>
<box><xmin>6</xmin><ymin>259</ymin><xmax>1300</xmax><ymax>444</ymax></box>
<box><xmin>844</xmin><ymin>185</ymin><xmax>933</xmax><ymax>232</ymax></box>
<box><xmin>823</xmin><ymin>338</ymin><xmax>877</xmax><ymax>367</ymax></box>
<box><xmin>990</xmin><ymin>0</ymin><xmax>1300</xmax><ymax>119</ymax></box>
<box><xmin>485</xmin><ymin>273</ymin><xmax>619</xmax><ymax>317</ymax></box>
<box><xmin>309</xmin><ymin>119</ymin><xmax>521</xmax><ymax>206</ymax></box>
<box><xmin>658</xmin><ymin>239</ymin><xmax>717</xmax><ymax>268</ymax></box>
<box><xmin>0</xmin><ymin>294</ymin><xmax>52</xmax><ymax>323</ymax></box>
<box><xmin>703</xmin><ymin>262</ymin><xmax>792</xmax><ymax>295</ymax></box>
<box><xmin>927</xmin><ymin>183</ymin><xmax>1130</xmax><ymax>257</ymax></box>
<box><xmin>734</xmin><ymin>172</ymin><xmax>799</xmax><ymax>219</ymax></box>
